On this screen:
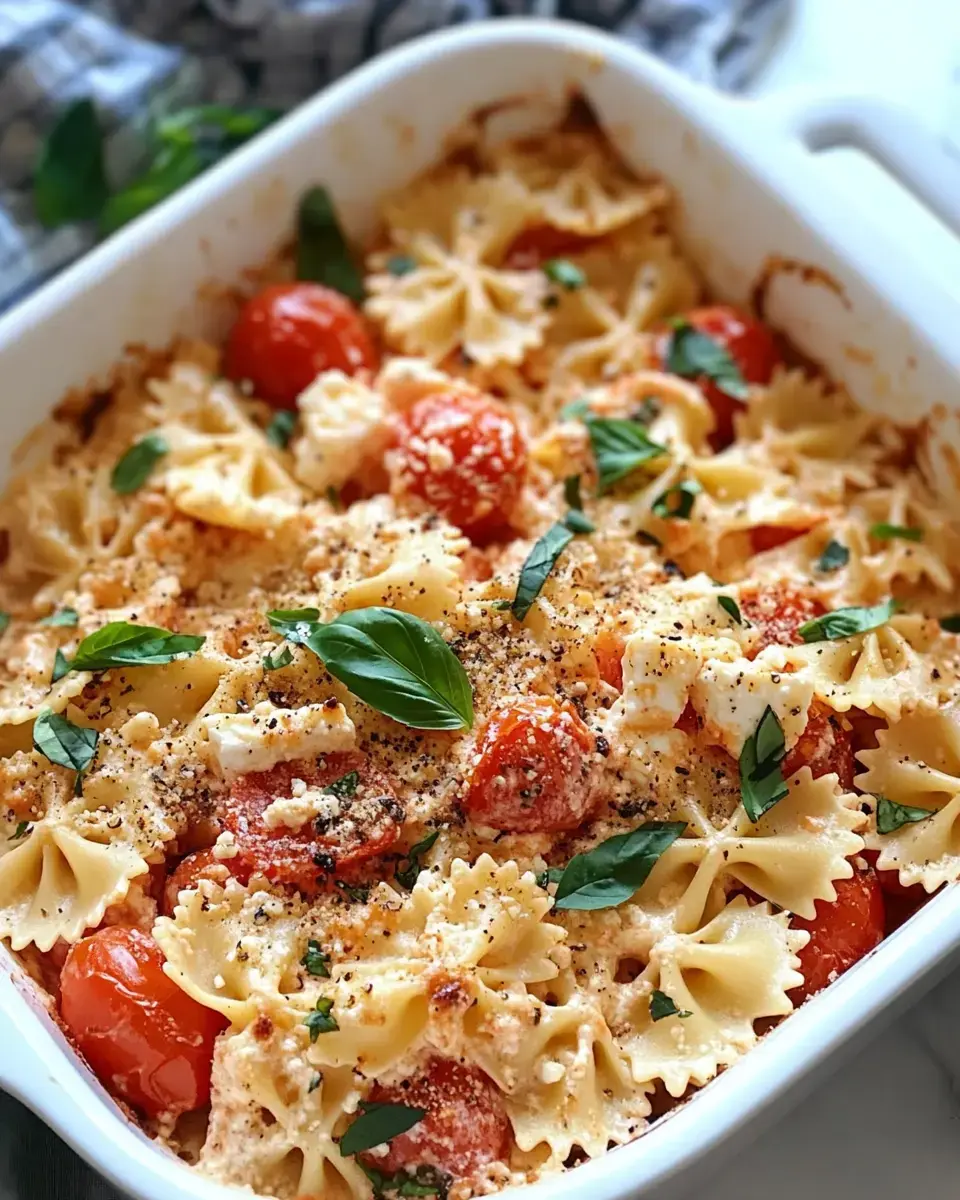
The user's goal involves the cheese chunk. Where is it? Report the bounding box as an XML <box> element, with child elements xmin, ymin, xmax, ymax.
<box><xmin>262</xmin><ymin>778</ymin><xmax>343</xmax><ymax>830</ymax></box>
<box><xmin>691</xmin><ymin>652</ymin><xmax>814</xmax><ymax>756</ymax></box>
<box><xmin>618</xmin><ymin>632</ymin><xmax>701</xmax><ymax>730</ymax></box>
<box><xmin>293</xmin><ymin>370</ymin><xmax>389</xmax><ymax>493</ymax></box>
<box><xmin>203</xmin><ymin>700</ymin><xmax>356</xmax><ymax>774</ymax></box>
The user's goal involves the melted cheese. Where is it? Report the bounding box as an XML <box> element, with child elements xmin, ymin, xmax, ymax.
<box><xmin>203</xmin><ymin>700</ymin><xmax>356</xmax><ymax>774</ymax></box>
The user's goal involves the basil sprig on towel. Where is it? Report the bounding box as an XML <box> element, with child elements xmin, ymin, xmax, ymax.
<box><xmin>296</xmin><ymin>186</ymin><xmax>365</xmax><ymax>304</ymax></box>
<box><xmin>266</xmin><ymin>607</ymin><xmax>473</xmax><ymax>731</ymax></box>
<box><xmin>665</xmin><ymin>319</ymin><xmax>749</xmax><ymax>401</ymax></box>
<box><xmin>33</xmin><ymin>708</ymin><xmax>98</xmax><ymax>795</ymax></box>
<box><xmin>551</xmin><ymin>821</ymin><xmax>687</xmax><ymax>911</ymax></box>
<box><xmin>740</xmin><ymin>706</ymin><xmax>788</xmax><ymax>822</ymax></box>
<box><xmin>797</xmin><ymin>599</ymin><xmax>898</xmax><ymax>643</ymax></box>
<box><xmin>340</xmin><ymin>1102</ymin><xmax>428</xmax><ymax>1157</ymax></box>
<box><xmin>52</xmin><ymin>621</ymin><xmax>205</xmax><ymax>681</ymax></box>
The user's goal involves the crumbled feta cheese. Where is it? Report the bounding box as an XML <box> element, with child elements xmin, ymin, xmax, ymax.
<box><xmin>691</xmin><ymin>651</ymin><xmax>814</xmax><ymax>755</ymax></box>
<box><xmin>203</xmin><ymin>700</ymin><xmax>356</xmax><ymax>774</ymax></box>
<box><xmin>293</xmin><ymin>370</ymin><xmax>389</xmax><ymax>493</ymax></box>
<box><xmin>618</xmin><ymin>632</ymin><xmax>701</xmax><ymax>729</ymax></box>
<box><xmin>212</xmin><ymin>830</ymin><xmax>240</xmax><ymax>860</ymax></box>
<box><xmin>537</xmin><ymin>1059</ymin><xmax>566</xmax><ymax>1084</ymax></box>
<box><xmin>262</xmin><ymin>782</ymin><xmax>343</xmax><ymax>830</ymax></box>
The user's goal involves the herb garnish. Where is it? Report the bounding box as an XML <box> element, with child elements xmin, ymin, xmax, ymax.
<box><xmin>585</xmin><ymin>417</ymin><xmax>667</xmax><ymax>494</ymax></box>
<box><xmin>326</xmin><ymin>770</ymin><xmax>359</xmax><ymax>798</ymax></box>
<box><xmin>940</xmin><ymin>614</ymin><xmax>960</xmax><ymax>633</ymax></box>
<box><xmin>0</xmin><ymin>613</ymin><xmax>9</xmax><ymax>636</ymax></box>
<box><xmin>360</xmin><ymin>1162</ymin><xmax>449</xmax><ymax>1199</ymax></box>
<box><xmin>543</xmin><ymin>259</ymin><xmax>586</xmax><ymax>290</ymax></box>
<box><xmin>651</xmin><ymin>479</ymin><xmax>702</xmax><ymax>520</ymax></box>
<box><xmin>559</xmin><ymin>397</ymin><xmax>591</xmax><ymax>421</ymax></box>
<box><xmin>41</xmin><ymin>608</ymin><xmax>79</xmax><ymax>627</ymax></box>
<box><xmin>33</xmin><ymin>708</ymin><xmax>98</xmax><ymax>795</ymax></box>
<box><xmin>718</xmin><ymin>596</ymin><xmax>743</xmax><ymax>624</ymax></box>
<box><xmin>10</xmin><ymin>821</ymin><xmax>31</xmax><ymax>841</ymax></box>
<box><xmin>869</xmin><ymin>523</ymin><xmax>923</xmax><ymax>543</ymax></box>
<box><xmin>817</xmin><ymin>540</ymin><xmax>850</xmax><ymax>572</ymax></box>
<box><xmin>510</xmin><ymin>523</ymin><xmax>574</xmax><ymax>622</ymax></box>
<box><xmin>875</xmin><ymin>795</ymin><xmax>936</xmax><ymax>835</ymax></box>
<box><xmin>110</xmin><ymin>433</ymin><xmax>168</xmax><ymax>494</ymax></box>
<box><xmin>339</xmin><ymin>1102</ymin><xmax>428</xmax><ymax>1157</ymax></box>
<box><xmin>300</xmin><ymin>940</ymin><xmax>331</xmax><ymax>978</ymax></box>
<box><xmin>263</xmin><ymin>644</ymin><xmax>294</xmax><ymax>672</ymax></box>
<box><xmin>649</xmin><ymin>989</ymin><xmax>692</xmax><ymax>1022</ymax></box>
<box><xmin>386</xmin><ymin>254</ymin><xmax>417</xmax><ymax>277</ymax></box>
<box><xmin>564</xmin><ymin>475</ymin><xmax>586</xmax><ymax>512</ymax></box>
<box><xmin>740</xmin><ymin>706</ymin><xmax>788</xmax><ymax>822</ymax></box>
<box><xmin>52</xmin><ymin>621</ymin><xmax>205</xmax><ymax>681</ymax></box>
<box><xmin>394</xmin><ymin>829</ymin><xmax>440</xmax><ymax>890</ymax></box>
<box><xmin>296</xmin><ymin>185</ymin><xmax>364</xmax><ymax>304</ymax></box>
<box><xmin>34</xmin><ymin>99</ymin><xmax>108</xmax><ymax>228</ymax></box>
<box><xmin>797</xmin><ymin>599</ymin><xmax>898</xmax><ymax>643</ymax></box>
<box><xmin>266</xmin><ymin>608</ymin><xmax>321</xmax><ymax>644</ymax></box>
<box><xmin>535</xmin><ymin>867</ymin><xmax>565</xmax><ymax>889</ymax></box>
<box><xmin>326</xmin><ymin>485</ymin><xmax>343</xmax><ymax>512</ymax></box>
<box><xmin>551</xmin><ymin>821</ymin><xmax>687</xmax><ymax>911</ymax></box>
<box><xmin>335</xmin><ymin>880</ymin><xmax>370</xmax><ymax>903</ymax></box>
<box><xmin>266</xmin><ymin>410</ymin><xmax>296</xmax><ymax>450</ymax></box>
<box><xmin>665</xmin><ymin>319</ymin><xmax>748</xmax><ymax>401</ymax></box>
<box><xmin>304</xmin><ymin>997</ymin><xmax>339</xmax><ymax>1041</ymax></box>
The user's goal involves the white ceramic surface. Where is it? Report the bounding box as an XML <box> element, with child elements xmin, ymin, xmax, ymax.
<box><xmin>2</xmin><ymin>19</ymin><xmax>960</xmax><ymax>1200</ymax></box>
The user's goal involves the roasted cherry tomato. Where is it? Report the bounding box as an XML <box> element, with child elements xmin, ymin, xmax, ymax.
<box><xmin>593</xmin><ymin>628</ymin><xmax>625</xmax><ymax>693</ymax></box>
<box><xmin>749</xmin><ymin>525</ymin><xmax>810</xmax><ymax>555</ymax></box>
<box><xmin>391</xmin><ymin>391</ymin><xmax>526</xmax><ymax>540</ymax></box>
<box><xmin>162</xmin><ymin>848</ymin><xmax>231</xmax><ymax>916</ymax></box>
<box><xmin>360</xmin><ymin>1058</ymin><xmax>511</xmax><ymax>1179</ymax></box>
<box><xmin>739</xmin><ymin>585</ymin><xmax>825</xmax><ymax>658</ymax></box>
<box><xmin>782</xmin><ymin>705</ymin><xmax>855</xmax><ymax>791</ymax></box>
<box><xmin>791</xmin><ymin>870</ymin><xmax>885</xmax><ymax>1000</ymax></box>
<box><xmin>60</xmin><ymin>927</ymin><xmax>226</xmax><ymax>1118</ymax></box>
<box><xmin>465</xmin><ymin>696</ymin><xmax>600</xmax><ymax>833</ymax></box>
<box><xmin>222</xmin><ymin>753</ymin><xmax>402</xmax><ymax>895</ymax></box>
<box><xmin>223</xmin><ymin>282</ymin><xmax>378</xmax><ymax>409</ymax></box>
<box><xmin>658</xmin><ymin>306</ymin><xmax>781</xmax><ymax>450</ymax></box>
<box><xmin>503</xmin><ymin>224</ymin><xmax>600</xmax><ymax>270</ymax></box>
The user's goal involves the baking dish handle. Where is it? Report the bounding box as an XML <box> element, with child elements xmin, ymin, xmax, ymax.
<box><xmin>755</xmin><ymin>90</ymin><xmax>960</xmax><ymax>239</ymax></box>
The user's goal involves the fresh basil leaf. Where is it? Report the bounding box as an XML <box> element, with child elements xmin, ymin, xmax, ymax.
<box><xmin>535</xmin><ymin>867</ymin><xmax>565</xmax><ymax>889</ymax></box>
<box><xmin>264</xmin><ymin>644</ymin><xmax>294</xmax><ymax>672</ymax></box>
<box><xmin>649</xmin><ymin>989</ymin><xmax>692</xmax><ymax>1021</ymax></box>
<box><xmin>41</xmin><ymin>608</ymin><xmax>79</xmax><ymax>628</ymax></box>
<box><xmin>303</xmin><ymin>608</ymin><xmax>473</xmax><ymax>731</ymax></box>
<box><xmin>869</xmin><ymin>523</ymin><xmax>923</xmax><ymax>543</ymax></box>
<box><xmin>308</xmin><ymin>1073</ymin><xmax>322</xmax><ymax>1093</ymax></box>
<box><xmin>0</xmin><ymin>612</ymin><xmax>9</xmax><ymax>636</ymax></box>
<box><xmin>10</xmin><ymin>821</ymin><xmax>32</xmax><ymax>841</ymax></box>
<box><xmin>326</xmin><ymin>770</ymin><xmax>359</xmax><ymax>798</ymax></box>
<box><xmin>296</xmin><ymin>186</ymin><xmax>364</xmax><ymax>304</ymax></box>
<box><xmin>35</xmin><ymin>99</ymin><xmax>108</xmax><ymax>228</ymax></box>
<box><xmin>51</xmin><ymin>649</ymin><xmax>69</xmax><ymax>683</ymax></box>
<box><xmin>817</xmin><ymin>539</ymin><xmax>850</xmax><ymax>572</ymax></box>
<box><xmin>267</xmin><ymin>608</ymin><xmax>321</xmax><ymax>645</ymax></box>
<box><xmin>718</xmin><ymin>596</ymin><xmax>742</xmax><ymax>624</ymax></box>
<box><xmin>559</xmin><ymin>397</ymin><xmax>591</xmax><ymax>421</ymax></box>
<box><xmin>100</xmin><ymin>143</ymin><xmax>211</xmax><ymax>235</ymax></box>
<box><xmin>543</xmin><ymin>259</ymin><xmax>586</xmax><ymax>290</ymax></box>
<box><xmin>155</xmin><ymin>105</ymin><xmax>279</xmax><ymax>149</ymax></box>
<box><xmin>740</xmin><ymin>706</ymin><xmax>788</xmax><ymax>822</ymax></box>
<box><xmin>395</xmin><ymin>829</ymin><xmax>441</xmax><ymax>890</ymax></box>
<box><xmin>266</xmin><ymin>410</ymin><xmax>296</xmax><ymax>449</ymax></box>
<box><xmin>585</xmin><ymin>417</ymin><xmax>667</xmax><ymax>494</ymax></box>
<box><xmin>511</xmin><ymin>523</ymin><xmax>574</xmax><ymax>622</ymax></box>
<box><xmin>875</xmin><ymin>795</ymin><xmax>936</xmax><ymax>835</ymax></box>
<box><xmin>56</xmin><ymin>621</ymin><xmax>205</xmax><ymax>677</ymax></box>
<box><xmin>665</xmin><ymin>320</ymin><xmax>748</xmax><ymax>401</ymax></box>
<box><xmin>110</xmin><ymin>433</ymin><xmax>168</xmax><ymax>494</ymax></box>
<box><xmin>553</xmin><ymin>821</ymin><xmax>687</xmax><ymax>911</ymax></box>
<box><xmin>798</xmin><ymin>599</ymin><xmax>898</xmax><ymax>643</ymax></box>
<box><xmin>304</xmin><ymin>996</ymin><xmax>338</xmax><ymax>1041</ymax></box>
<box><xmin>630</xmin><ymin>397</ymin><xmax>661</xmax><ymax>426</ymax></box>
<box><xmin>33</xmin><ymin>708</ymin><xmax>98</xmax><ymax>792</ymax></box>
<box><xmin>335</xmin><ymin>880</ymin><xmax>370</xmax><ymax>903</ymax></box>
<box><xmin>300</xmin><ymin>939</ymin><xmax>331</xmax><ymax>977</ymax></box>
<box><xmin>564</xmin><ymin>475</ymin><xmax>585</xmax><ymax>512</ymax></box>
<box><xmin>563</xmin><ymin>509</ymin><xmax>595</xmax><ymax>535</ymax></box>
<box><xmin>386</xmin><ymin>254</ymin><xmax>417</xmax><ymax>277</ymax></box>
<box><xmin>940</xmin><ymin>614</ymin><xmax>960</xmax><ymax>633</ymax></box>
<box><xmin>651</xmin><ymin>479</ymin><xmax>702</xmax><ymax>520</ymax></box>
<box><xmin>340</xmin><ymin>1102</ymin><xmax>428</xmax><ymax>1157</ymax></box>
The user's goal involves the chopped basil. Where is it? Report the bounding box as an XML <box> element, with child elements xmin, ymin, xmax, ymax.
<box><xmin>510</xmin><ymin>523</ymin><xmax>574</xmax><ymax>622</ymax></box>
<box><xmin>308</xmin><ymin>1073</ymin><xmax>322</xmax><ymax>1094</ymax></box>
<box><xmin>335</xmin><ymin>880</ymin><xmax>370</xmax><ymax>903</ymax></box>
<box><xmin>563</xmin><ymin>508</ymin><xmax>595</xmax><ymax>535</ymax></box>
<box><xmin>559</xmin><ymin>397</ymin><xmax>591</xmax><ymax>421</ymax></box>
<box><xmin>304</xmin><ymin>996</ymin><xmax>339</xmax><ymax>1041</ymax></box>
<box><xmin>394</xmin><ymin>829</ymin><xmax>441</xmax><ymax>890</ymax></box>
<box><xmin>10</xmin><ymin>821</ymin><xmax>31</xmax><ymax>841</ymax></box>
<box><xmin>300</xmin><ymin>939</ymin><xmax>331</xmax><ymax>978</ymax></box>
<box><xmin>53</xmin><ymin>621</ymin><xmax>205</xmax><ymax>679</ymax></box>
<box><xmin>797</xmin><ymin>599</ymin><xmax>898</xmax><ymax>643</ymax></box>
<box><xmin>41</xmin><ymin>608</ymin><xmax>79</xmax><ymax>627</ymax></box>
<box><xmin>326</xmin><ymin>770</ymin><xmax>359</xmax><ymax>798</ymax></box>
<box><xmin>51</xmin><ymin>649</ymin><xmax>69</xmax><ymax>683</ymax></box>
<box><xmin>535</xmin><ymin>866</ymin><xmax>564</xmax><ymax>889</ymax></box>
<box><xmin>561</xmin><ymin>475</ymin><xmax>595</xmax><ymax>532</ymax></box>
<box><xmin>339</xmin><ymin>1102</ymin><xmax>428</xmax><ymax>1157</ymax></box>
<box><xmin>263</xmin><ymin>644</ymin><xmax>294</xmax><ymax>672</ymax></box>
<box><xmin>651</xmin><ymin>479</ymin><xmax>702</xmax><ymax>520</ymax></box>
<box><xmin>817</xmin><ymin>539</ymin><xmax>850</xmax><ymax>573</ymax></box>
<box><xmin>564</xmin><ymin>475</ymin><xmax>586</xmax><ymax>512</ymax></box>
<box><xmin>543</xmin><ymin>259</ymin><xmax>586</xmax><ymax>290</ymax></box>
<box><xmin>740</xmin><ymin>706</ymin><xmax>788</xmax><ymax>822</ymax></box>
<box><xmin>326</xmin><ymin>485</ymin><xmax>343</xmax><ymax>512</ymax></box>
<box><xmin>110</xmin><ymin>433</ymin><xmax>168</xmax><ymax>494</ymax></box>
<box><xmin>552</xmin><ymin>821</ymin><xmax>687</xmax><ymax>911</ymax></box>
<box><xmin>386</xmin><ymin>254</ymin><xmax>417</xmax><ymax>277</ymax></box>
<box><xmin>718</xmin><ymin>596</ymin><xmax>742</xmax><ymax>624</ymax></box>
<box><xmin>630</xmin><ymin>397</ymin><xmax>661</xmax><ymax>426</ymax></box>
<box><xmin>649</xmin><ymin>989</ymin><xmax>692</xmax><ymax>1022</ymax></box>
<box><xmin>360</xmin><ymin>1163</ymin><xmax>448</xmax><ymax>1199</ymax></box>
<box><xmin>296</xmin><ymin>185</ymin><xmax>364</xmax><ymax>304</ymax></box>
<box><xmin>940</xmin><ymin>614</ymin><xmax>960</xmax><ymax>633</ymax></box>
<box><xmin>33</xmin><ymin>708</ymin><xmax>98</xmax><ymax>795</ymax></box>
<box><xmin>0</xmin><ymin>613</ymin><xmax>8</xmax><ymax>636</ymax></box>
<box><xmin>267</xmin><ymin>608</ymin><xmax>321</xmax><ymax>645</ymax></box>
<box><xmin>266</xmin><ymin>410</ymin><xmax>296</xmax><ymax>450</ymax></box>
<box><xmin>665</xmin><ymin>320</ymin><xmax>748</xmax><ymax>401</ymax></box>
<box><xmin>34</xmin><ymin>99</ymin><xmax>108</xmax><ymax>228</ymax></box>
<box><xmin>869</xmin><ymin>523</ymin><xmax>923</xmax><ymax>543</ymax></box>
<box><xmin>875</xmin><ymin>795</ymin><xmax>936</xmax><ymax>835</ymax></box>
<box><xmin>585</xmin><ymin>417</ymin><xmax>667</xmax><ymax>495</ymax></box>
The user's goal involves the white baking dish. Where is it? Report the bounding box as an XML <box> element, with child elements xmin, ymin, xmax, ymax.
<box><xmin>2</xmin><ymin>19</ymin><xmax>960</xmax><ymax>1200</ymax></box>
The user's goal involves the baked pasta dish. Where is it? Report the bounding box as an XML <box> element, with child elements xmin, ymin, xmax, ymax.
<box><xmin>3</xmin><ymin>104</ymin><xmax>960</xmax><ymax>1200</ymax></box>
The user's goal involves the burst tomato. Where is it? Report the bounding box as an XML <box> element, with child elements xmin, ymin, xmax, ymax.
<box><xmin>465</xmin><ymin>696</ymin><xmax>600</xmax><ymax>833</ymax></box>
<box><xmin>503</xmin><ymin>224</ymin><xmax>600</xmax><ymax>269</ymax></box>
<box><xmin>162</xmin><ymin>848</ymin><xmax>232</xmax><ymax>916</ymax></box>
<box><xmin>360</xmin><ymin>1058</ymin><xmax>510</xmax><ymax>1179</ymax></box>
<box><xmin>739</xmin><ymin>585</ymin><xmax>825</xmax><ymax>657</ymax></box>
<box><xmin>59</xmin><ymin>927</ymin><xmax>226</xmax><ymax>1118</ymax></box>
<box><xmin>782</xmin><ymin>705</ymin><xmax>855</xmax><ymax>790</ymax></box>
<box><xmin>658</xmin><ymin>306</ymin><xmax>781</xmax><ymax>450</ymax></box>
<box><xmin>222</xmin><ymin>753</ymin><xmax>402</xmax><ymax>895</ymax></box>
<box><xmin>391</xmin><ymin>391</ymin><xmax>526</xmax><ymax>541</ymax></box>
<box><xmin>223</xmin><ymin>282</ymin><xmax>378</xmax><ymax>409</ymax></box>
<box><xmin>791</xmin><ymin>870</ymin><xmax>885</xmax><ymax>1000</ymax></box>
<box><xmin>593</xmin><ymin>628</ymin><xmax>625</xmax><ymax>692</ymax></box>
<box><xmin>749</xmin><ymin>525</ymin><xmax>810</xmax><ymax>555</ymax></box>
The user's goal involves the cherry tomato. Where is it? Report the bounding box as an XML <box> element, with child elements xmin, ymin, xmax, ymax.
<box><xmin>223</xmin><ymin>282</ymin><xmax>378</xmax><ymax>409</ymax></box>
<box><xmin>791</xmin><ymin>870</ymin><xmax>885</xmax><ymax>1000</ymax></box>
<box><xmin>658</xmin><ymin>306</ymin><xmax>781</xmax><ymax>450</ymax></box>
<box><xmin>391</xmin><ymin>392</ymin><xmax>526</xmax><ymax>541</ymax></box>
<box><xmin>60</xmin><ymin>927</ymin><xmax>226</xmax><ymax>1118</ymax></box>
<box><xmin>503</xmin><ymin>224</ymin><xmax>600</xmax><ymax>269</ymax></box>
<box><xmin>465</xmin><ymin>696</ymin><xmax>601</xmax><ymax>833</ymax></box>
<box><xmin>860</xmin><ymin>849</ymin><xmax>925</xmax><ymax>903</ymax></box>
<box><xmin>361</xmin><ymin>1058</ymin><xmax>510</xmax><ymax>1179</ymax></box>
<box><xmin>162</xmin><ymin>849</ymin><xmax>232</xmax><ymax>917</ymax></box>
<box><xmin>782</xmin><ymin>705</ymin><xmax>855</xmax><ymax>791</ymax></box>
<box><xmin>593</xmin><ymin>628</ymin><xmax>625</xmax><ymax>692</ymax></box>
<box><xmin>749</xmin><ymin>525</ymin><xmax>809</xmax><ymax>555</ymax></box>
<box><xmin>222</xmin><ymin>753</ymin><xmax>401</xmax><ymax>895</ymax></box>
<box><xmin>739</xmin><ymin>585</ymin><xmax>825</xmax><ymax>658</ymax></box>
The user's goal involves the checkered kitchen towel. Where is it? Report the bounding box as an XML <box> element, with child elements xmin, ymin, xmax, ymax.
<box><xmin>0</xmin><ymin>1</ymin><xmax>786</xmax><ymax>1197</ymax></box>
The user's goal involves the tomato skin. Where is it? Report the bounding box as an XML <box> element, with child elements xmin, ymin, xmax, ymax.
<box><xmin>782</xmin><ymin>705</ymin><xmax>855</xmax><ymax>790</ymax></box>
<box><xmin>503</xmin><ymin>224</ymin><xmax>600</xmax><ymax>269</ymax></box>
<box><xmin>791</xmin><ymin>870</ymin><xmax>885</xmax><ymax>1000</ymax></box>
<box><xmin>223</xmin><ymin>282</ymin><xmax>378</xmax><ymax>409</ymax></box>
<box><xmin>391</xmin><ymin>392</ymin><xmax>526</xmax><ymax>540</ymax></box>
<box><xmin>222</xmin><ymin>753</ymin><xmax>402</xmax><ymax>895</ymax></box>
<box><xmin>593</xmin><ymin>628</ymin><xmax>625</xmax><ymax>692</ymax></box>
<box><xmin>162</xmin><ymin>849</ymin><xmax>231</xmax><ymax>916</ymax></box>
<box><xmin>361</xmin><ymin>1058</ymin><xmax>510</xmax><ymax>1179</ymax></box>
<box><xmin>465</xmin><ymin>696</ymin><xmax>600</xmax><ymax>833</ymax></box>
<box><xmin>739</xmin><ymin>585</ymin><xmax>825</xmax><ymax>658</ymax></box>
<box><xmin>59</xmin><ymin>927</ymin><xmax>226</xmax><ymax>1118</ymax></box>
<box><xmin>749</xmin><ymin>525</ymin><xmax>809</xmax><ymax>555</ymax></box>
<box><xmin>658</xmin><ymin>306</ymin><xmax>781</xmax><ymax>450</ymax></box>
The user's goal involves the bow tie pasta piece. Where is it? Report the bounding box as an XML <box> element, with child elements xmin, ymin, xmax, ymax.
<box><xmin>858</xmin><ymin>705</ymin><xmax>960</xmax><ymax>892</ymax></box>
<box><xmin>292</xmin><ymin>370</ymin><xmax>390</xmax><ymax>496</ymax></box>
<box><xmin>339</xmin><ymin>525</ymin><xmax>468</xmax><ymax>623</ymax></box>
<box><xmin>0</xmin><ymin>630</ymin><xmax>90</xmax><ymax>756</ymax></box>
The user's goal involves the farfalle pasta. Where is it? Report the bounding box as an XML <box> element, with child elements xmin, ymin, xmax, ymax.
<box><xmin>2</xmin><ymin>102</ymin><xmax>960</xmax><ymax>1200</ymax></box>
